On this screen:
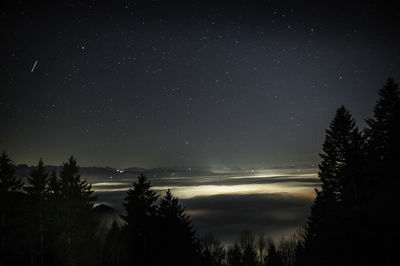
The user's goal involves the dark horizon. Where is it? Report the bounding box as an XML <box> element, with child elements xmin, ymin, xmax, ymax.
<box><xmin>13</xmin><ymin>161</ymin><xmax>317</xmax><ymax>171</ymax></box>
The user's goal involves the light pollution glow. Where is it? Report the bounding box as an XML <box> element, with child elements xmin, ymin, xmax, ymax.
<box><xmin>91</xmin><ymin>172</ymin><xmax>318</xmax><ymax>199</ymax></box>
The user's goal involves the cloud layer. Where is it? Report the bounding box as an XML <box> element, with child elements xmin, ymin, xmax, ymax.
<box><xmin>92</xmin><ymin>168</ymin><xmax>317</xmax><ymax>243</ymax></box>
<box><xmin>183</xmin><ymin>193</ymin><xmax>313</xmax><ymax>243</ymax></box>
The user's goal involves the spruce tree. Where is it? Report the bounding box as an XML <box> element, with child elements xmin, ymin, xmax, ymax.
<box><xmin>364</xmin><ymin>78</ymin><xmax>400</xmax><ymax>196</ymax></box>
<box><xmin>0</xmin><ymin>151</ymin><xmax>23</xmax><ymax>266</ymax></box>
<box><xmin>122</xmin><ymin>174</ymin><xmax>158</xmax><ymax>265</ymax></box>
<box><xmin>157</xmin><ymin>189</ymin><xmax>200</xmax><ymax>265</ymax></box>
<box><xmin>301</xmin><ymin>106</ymin><xmax>360</xmax><ymax>266</ymax></box>
<box><xmin>48</xmin><ymin>169</ymin><xmax>61</xmax><ymax>197</ymax></box>
<box><xmin>364</xmin><ymin>78</ymin><xmax>400</xmax><ymax>265</ymax></box>
<box><xmin>365</xmin><ymin>78</ymin><xmax>400</xmax><ymax>168</ymax></box>
<box><xmin>265</xmin><ymin>240</ymin><xmax>282</xmax><ymax>266</ymax></box>
<box><xmin>0</xmin><ymin>151</ymin><xmax>22</xmax><ymax>193</ymax></box>
<box><xmin>59</xmin><ymin>156</ymin><xmax>97</xmax><ymax>266</ymax></box>
<box><xmin>25</xmin><ymin>159</ymin><xmax>49</xmax><ymax>266</ymax></box>
<box><xmin>122</xmin><ymin>174</ymin><xmax>158</xmax><ymax>228</ymax></box>
<box><xmin>25</xmin><ymin>158</ymin><xmax>49</xmax><ymax>197</ymax></box>
<box><xmin>45</xmin><ymin>169</ymin><xmax>64</xmax><ymax>265</ymax></box>
<box><xmin>318</xmin><ymin>106</ymin><xmax>359</xmax><ymax>198</ymax></box>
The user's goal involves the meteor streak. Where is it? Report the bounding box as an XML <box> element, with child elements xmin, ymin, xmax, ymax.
<box><xmin>31</xmin><ymin>60</ymin><xmax>38</xmax><ymax>72</ymax></box>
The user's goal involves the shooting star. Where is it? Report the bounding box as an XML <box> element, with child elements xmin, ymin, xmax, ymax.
<box><xmin>31</xmin><ymin>60</ymin><xmax>38</xmax><ymax>72</ymax></box>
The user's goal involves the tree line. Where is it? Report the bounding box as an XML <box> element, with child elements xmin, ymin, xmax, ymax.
<box><xmin>297</xmin><ymin>78</ymin><xmax>400</xmax><ymax>266</ymax></box>
<box><xmin>0</xmin><ymin>155</ymin><xmax>98</xmax><ymax>266</ymax></box>
<box><xmin>0</xmin><ymin>151</ymin><xmax>299</xmax><ymax>266</ymax></box>
<box><xmin>1</xmin><ymin>78</ymin><xmax>399</xmax><ymax>265</ymax></box>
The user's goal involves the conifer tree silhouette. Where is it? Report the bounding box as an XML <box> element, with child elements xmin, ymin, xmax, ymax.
<box><xmin>59</xmin><ymin>156</ymin><xmax>97</xmax><ymax>266</ymax></box>
<box><xmin>45</xmin><ymin>169</ymin><xmax>64</xmax><ymax>265</ymax></box>
<box><xmin>297</xmin><ymin>80</ymin><xmax>400</xmax><ymax>265</ymax></box>
<box><xmin>365</xmin><ymin>78</ymin><xmax>400</xmax><ymax>168</ymax></box>
<box><xmin>157</xmin><ymin>189</ymin><xmax>200</xmax><ymax>265</ymax></box>
<box><xmin>122</xmin><ymin>174</ymin><xmax>158</xmax><ymax>266</ymax></box>
<box><xmin>0</xmin><ymin>151</ymin><xmax>23</xmax><ymax>266</ymax></box>
<box><xmin>318</xmin><ymin>106</ymin><xmax>359</xmax><ymax>198</ymax></box>
<box><xmin>265</xmin><ymin>240</ymin><xmax>283</xmax><ymax>266</ymax></box>
<box><xmin>0</xmin><ymin>151</ymin><xmax>22</xmax><ymax>193</ymax></box>
<box><xmin>25</xmin><ymin>159</ymin><xmax>49</xmax><ymax>266</ymax></box>
<box><xmin>299</xmin><ymin>106</ymin><xmax>360</xmax><ymax>266</ymax></box>
<box><xmin>226</xmin><ymin>231</ymin><xmax>259</xmax><ymax>266</ymax></box>
<box><xmin>364</xmin><ymin>78</ymin><xmax>400</xmax><ymax>265</ymax></box>
<box><xmin>48</xmin><ymin>169</ymin><xmax>61</xmax><ymax>197</ymax></box>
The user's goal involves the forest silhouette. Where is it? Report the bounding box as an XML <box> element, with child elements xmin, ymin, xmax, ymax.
<box><xmin>0</xmin><ymin>78</ymin><xmax>399</xmax><ymax>265</ymax></box>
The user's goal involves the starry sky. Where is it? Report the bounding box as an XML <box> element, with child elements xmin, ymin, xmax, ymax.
<box><xmin>2</xmin><ymin>0</ymin><xmax>400</xmax><ymax>168</ymax></box>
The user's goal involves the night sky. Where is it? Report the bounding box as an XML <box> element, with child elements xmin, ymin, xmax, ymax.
<box><xmin>2</xmin><ymin>0</ymin><xmax>400</xmax><ymax>169</ymax></box>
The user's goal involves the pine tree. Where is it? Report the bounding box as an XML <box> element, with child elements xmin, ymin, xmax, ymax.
<box><xmin>364</xmin><ymin>78</ymin><xmax>400</xmax><ymax>265</ymax></box>
<box><xmin>45</xmin><ymin>169</ymin><xmax>64</xmax><ymax>265</ymax></box>
<box><xmin>0</xmin><ymin>151</ymin><xmax>22</xmax><ymax>193</ymax></box>
<box><xmin>301</xmin><ymin>106</ymin><xmax>360</xmax><ymax>266</ymax></box>
<box><xmin>365</xmin><ymin>78</ymin><xmax>400</xmax><ymax>168</ymax></box>
<box><xmin>157</xmin><ymin>189</ymin><xmax>200</xmax><ymax>265</ymax></box>
<box><xmin>122</xmin><ymin>174</ymin><xmax>158</xmax><ymax>265</ymax></box>
<box><xmin>25</xmin><ymin>159</ymin><xmax>49</xmax><ymax>266</ymax></box>
<box><xmin>122</xmin><ymin>174</ymin><xmax>158</xmax><ymax>229</ymax></box>
<box><xmin>364</xmin><ymin>78</ymin><xmax>400</xmax><ymax>197</ymax></box>
<box><xmin>59</xmin><ymin>156</ymin><xmax>97</xmax><ymax>266</ymax></box>
<box><xmin>318</xmin><ymin>106</ymin><xmax>359</xmax><ymax>199</ymax></box>
<box><xmin>48</xmin><ymin>169</ymin><xmax>61</xmax><ymax>197</ymax></box>
<box><xmin>0</xmin><ymin>151</ymin><xmax>23</xmax><ymax>266</ymax></box>
<box><xmin>25</xmin><ymin>159</ymin><xmax>49</xmax><ymax>197</ymax></box>
<box><xmin>265</xmin><ymin>240</ymin><xmax>282</xmax><ymax>266</ymax></box>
